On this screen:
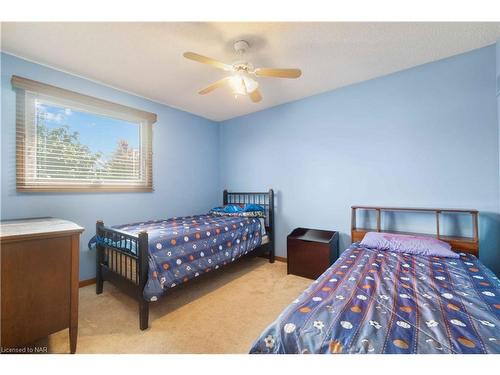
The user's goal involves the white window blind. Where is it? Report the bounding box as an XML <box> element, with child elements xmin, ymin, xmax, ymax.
<box><xmin>13</xmin><ymin>76</ymin><xmax>156</xmax><ymax>192</ymax></box>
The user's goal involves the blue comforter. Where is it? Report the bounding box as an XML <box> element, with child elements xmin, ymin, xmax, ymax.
<box><xmin>96</xmin><ymin>214</ymin><xmax>263</xmax><ymax>301</ymax></box>
<box><xmin>250</xmin><ymin>243</ymin><xmax>500</xmax><ymax>354</ymax></box>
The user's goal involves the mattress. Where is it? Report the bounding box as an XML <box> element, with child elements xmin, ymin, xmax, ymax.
<box><xmin>250</xmin><ymin>243</ymin><xmax>500</xmax><ymax>354</ymax></box>
<box><xmin>261</xmin><ymin>234</ymin><xmax>270</xmax><ymax>245</ymax></box>
<box><xmin>258</xmin><ymin>218</ymin><xmax>269</xmax><ymax>244</ymax></box>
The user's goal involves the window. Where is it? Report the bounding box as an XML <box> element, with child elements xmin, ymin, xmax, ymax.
<box><xmin>13</xmin><ymin>76</ymin><xmax>156</xmax><ymax>192</ymax></box>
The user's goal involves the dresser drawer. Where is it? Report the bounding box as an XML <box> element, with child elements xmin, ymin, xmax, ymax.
<box><xmin>1</xmin><ymin>237</ymin><xmax>71</xmax><ymax>347</ymax></box>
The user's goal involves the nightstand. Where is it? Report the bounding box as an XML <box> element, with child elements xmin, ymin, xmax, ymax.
<box><xmin>287</xmin><ymin>228</ymin><xmax>339</xmax><ymax>279</ymax></box>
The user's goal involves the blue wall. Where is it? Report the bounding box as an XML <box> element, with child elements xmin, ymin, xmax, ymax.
<box><xmin>0</xmin><ymin>53</ymin><xmax>220</xmax><ymax>280</ymax></box>
<box><xmin>2</xmin><ymin>45</ymin><xmax>500</xmax><ymax>280</ymax></box>
<box><xmin>497</xmin><ymin>41</ymin><xmax>500</xmax><ymax>206</ymax></box>
<box><xmin>219</xmin><ymin>45</ymin><xmax>500</xmax><ymax>275</ymax></box>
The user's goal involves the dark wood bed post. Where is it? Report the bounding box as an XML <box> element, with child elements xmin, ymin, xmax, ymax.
<box><xmin>138</xmin><ymin>230</ymin><xmax>150</xmax><ymax>330</ymax></box>
<box><xmin>95</xmin><ymin>220</ymin><xmax>105</xmax><ymax>295</ymax></box>
<box><xmin>223</xmin><ymin>189</ymin><xmax>228</xmax><ymax>205</ymax></box>
<box><xmin>269</xmin><ymin>189</ymin><xmax>275</xmax><ymax>263</ymax></box>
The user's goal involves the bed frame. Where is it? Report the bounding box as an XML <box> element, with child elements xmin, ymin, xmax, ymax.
<box><xmin>351</xmin><ymin>206</ymin><xmax>479</xmax><ymax>256</ymax></box>
<box><xmin>95</xmin><ymin>189</ymin><xmax>275</xmax><ymax>330</ymax></box>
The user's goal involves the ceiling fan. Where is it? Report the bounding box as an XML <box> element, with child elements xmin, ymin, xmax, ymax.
<box><xmin>183</xmin><ymin>40</ymin><xmax>302</xmax><ymax>103</ymax></box>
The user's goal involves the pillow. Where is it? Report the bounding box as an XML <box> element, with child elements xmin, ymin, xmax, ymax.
<box><xmin>359</xmin><ymin>232</ymin><xmax>459</xmax><ymax>258</ymax></box>
<box><xmin>242</xmin><ymin>204</ymin><xmax>265</xmax><ymax>212</ymax></box>
<box><xmin>210</xmin><ymin>204</ymin><xmax>265</xmax><ymax>218</ymax></box>
<box><xmin>214</xmin><ymin>204</ymin><xmax>243</xmax><ymax>213</ymax></box>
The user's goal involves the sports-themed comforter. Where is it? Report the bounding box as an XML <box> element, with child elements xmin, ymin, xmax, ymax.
<box><xmin>250</xmin><ymin>243</ymin><xmax>500</xmax><ymax>354</ymax></box>
<box><xmin>97</xmin><ymin>214</ymin><xmax>263</xmax><ymax>301</ymax></box>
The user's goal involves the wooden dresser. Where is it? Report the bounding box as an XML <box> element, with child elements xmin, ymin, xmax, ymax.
<box><xmin>287</xmin><ymin>228</ymin><xmax>339</xmax><ymax>279</ymax></box>
<box><xmin>0</xmin><ymin>217</ymin><xmax>84</xmax><ymax>354</ymax></box>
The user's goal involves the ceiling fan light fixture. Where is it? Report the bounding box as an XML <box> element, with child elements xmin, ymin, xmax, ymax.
<box><xmin>228</xmin><ymin>74</ymin><xmax>259</xmax><ymax>98</ymax></box>
<box><xmin>229</xmin><ymin>75</ymin><xmax>246</xmax><ymax>97</ymax></box>
<box><xmin>243</xmin><ymin>76</ymin><xmax>259</xmax><ymax>94</ymax></box>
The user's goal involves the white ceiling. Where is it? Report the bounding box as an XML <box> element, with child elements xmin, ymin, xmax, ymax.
<box><xmin>2</xmin><ymin>22</ymin><xmax>500</xmax><ymax>122</ymax></box>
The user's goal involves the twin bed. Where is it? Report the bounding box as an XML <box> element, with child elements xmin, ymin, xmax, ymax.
<box><xmin>94</xmin><ymin>190</ymin><xmax>274</xmax><ymax>330</ymax></box>
<box><xmin>250</xmin><ymin>206</ymin><xmax>500</xmax><ymax>354</ymax></box>
<box><xmin>250</xmin><ymin>243</ymin><xmax>500</xmax><ymax>354</ymax></box>
<box><xmin>94</xmin><ymin>197</ymin><xmax>500</xmax><ymax>354</ymax></box>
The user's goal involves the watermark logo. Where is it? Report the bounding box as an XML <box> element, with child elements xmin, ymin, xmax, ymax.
<box><xmin>1</xmin><ymin>345</ymin><xmax>48</xmax><ymax>354</ymax></box>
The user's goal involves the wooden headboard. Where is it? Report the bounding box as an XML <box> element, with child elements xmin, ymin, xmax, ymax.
<box><xmin>351</xmin><ymin>206</ymin><xmax>479</xmax><ymax>257</ymax></box>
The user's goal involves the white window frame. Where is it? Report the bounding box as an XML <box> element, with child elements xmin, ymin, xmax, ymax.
<box><xmin>13</xmin><ymin>75</ymin><xmax>156</xmax><ymax>192</ymax></box>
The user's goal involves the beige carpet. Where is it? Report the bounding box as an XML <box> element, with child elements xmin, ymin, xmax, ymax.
<box><xmin>37</xmin><ymin>256</ymin><xmax>311</xmax><ymax>354</ymax></box>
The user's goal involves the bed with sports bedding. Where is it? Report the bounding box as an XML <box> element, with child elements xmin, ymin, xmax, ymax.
<box><xmin>249</xmin><ymin>206</ymin><xmax>500</xmax><ymax>354</ymax></box>
<box><xmin>92</xmin><ymin>190</ymin><xmax>274</xmax><ymax>330</ymax></box>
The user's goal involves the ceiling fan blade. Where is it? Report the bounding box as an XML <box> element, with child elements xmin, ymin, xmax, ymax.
<box><xmin>183</xmin><ymin>52</ymin><xmax>233</xmax><ymax>71</ymax></box>
<box><xmin>249</xmin><ymin>89</ymin><xmax>262</xmax><ymax>103</ymax></box>
<box><xmin>198</xmin><ymin>77</ymin><xmax>231</xmax><ymax>95</ymax></box>
<box><xmin>254</xmin><ymin>68</ymin><xmax>302</xmax><ymax>79</ymax></box>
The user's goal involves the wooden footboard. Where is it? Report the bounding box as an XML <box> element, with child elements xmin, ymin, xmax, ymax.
<box><xmin>95</xmin><ymin>220</ymin><xmax>150</xmax><ymax>330</ymax></box>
